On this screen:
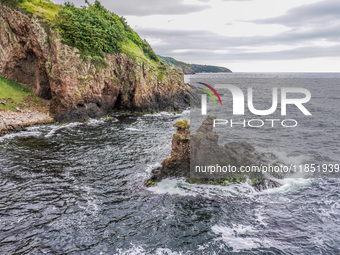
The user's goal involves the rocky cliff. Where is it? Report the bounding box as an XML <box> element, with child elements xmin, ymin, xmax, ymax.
<box><xmin>148</xmin><ymin>119</ymin><xmax>191</xmax><ymax>182</ymax></box>
<box><xmin>0</xmin><ymin>4</ymin><xmax>192</xmax><ymax>122</ymax></box>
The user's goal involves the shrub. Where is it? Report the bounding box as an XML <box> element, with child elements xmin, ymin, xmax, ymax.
<box><xmin>121</xmin><ymin>17</ymin><xmax>159</xmax><ymax>62</ymax></box>
<box><xmin>55</xmin><ymin>1</ymin><xmax>124</xmax><ymax>57</ymax></box>
<box><xmin>0</xmin><ymin>0</ymin><xmax>23</xmax><ymax>7</ymax></box>
<box><xmin>91</xmin><ymin>55</ymin><xmax>109</xmax><ymax>69</ymax></box>
<box><xmin>54</xmin><ymin>0</ymin><xmax>159</xmax><ymax>64</ymax></box>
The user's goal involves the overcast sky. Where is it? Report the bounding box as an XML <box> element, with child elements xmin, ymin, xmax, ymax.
<box><xmin>52</xmin><ymin>0</ymin><xmax>340</xmax><ymax>72</ymax></box>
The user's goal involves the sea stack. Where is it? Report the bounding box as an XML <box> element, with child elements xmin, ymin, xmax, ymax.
<box><xmin>147</xmin><ymin>116</ymin><xmax>281</xmax><ymax>190</ymax></box>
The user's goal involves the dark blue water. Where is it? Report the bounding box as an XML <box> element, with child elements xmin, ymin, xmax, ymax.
<box><xmin>0</xmin><ymin>73</ymin><xmax>339</xmax><ymax>254</ymax></box>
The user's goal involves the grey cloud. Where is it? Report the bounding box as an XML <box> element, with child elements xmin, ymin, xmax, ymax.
<box><xmin>222</xmin><ymin>0</ymin><xmax>253</xmax><ymax>1</ymax></box>
<box><xmin>135</xmin><ymin>26</ymin><xmax>340</xmax><ymax>62</ymax></box>
<box><xmin>137</xmin><ymin>23</ymin><xmax>340</xmax><ymax>50</ymax></box>
<box><xmin>160</xmin><ymin>44</ymin><xmax>340</xmax><ymax>65</ymax></box>
<box><xmin>51</xmin><ymin>0</ymin><xmax>210</xmax><ymax>16</ymax></box>
<box><xmin>135</xmin><ymin>0</ymin><xmax>340</xmax><ymax>62</ymax></box>
<box><xmin>95</xmin><ymin>0</ymin><xmax>209</xmax><ymax>16</ymax></box>
<box><xmin>51</xmin><ymin>0</ymin><xmax>67</xmax><ymax>5</ymax></box>
<box><xmin>252</xmin><ymin>0</ymin><xmax>340</xmax><ymax>27</ymax></box>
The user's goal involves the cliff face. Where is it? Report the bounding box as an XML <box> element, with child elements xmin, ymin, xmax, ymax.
<box><xmin>0</xmin><ymin>5</ymin><xmax>191</xmax><ymax>122</ymax></box>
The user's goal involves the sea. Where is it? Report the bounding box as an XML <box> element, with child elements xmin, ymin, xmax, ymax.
<box><xmin>0</xmin><ymin>73</ymin><xmax>339</xmax><ymax>254</ymax></box>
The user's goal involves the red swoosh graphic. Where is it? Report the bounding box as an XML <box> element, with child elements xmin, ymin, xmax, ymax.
<box><xmin>198</xmin><ymin>82</ymin><xmax>222</xmax><ymax>106</ymax></box>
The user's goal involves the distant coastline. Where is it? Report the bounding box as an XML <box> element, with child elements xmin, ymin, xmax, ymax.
<box><xmin>158</xmin><ymin>55</ymin><xmax>232</xmax><ymax>74</ymax></box>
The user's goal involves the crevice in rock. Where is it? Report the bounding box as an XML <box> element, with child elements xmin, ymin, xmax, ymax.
<box><xmin>36</xmin><ymin>69</ymin><xmax>51</xmax><ymax>100</ymax></box>
<box><xmin>4</xmin><ymin>49</ymin><xmax>51</xmax><ymax>100</ymax></box>
<box><xmin>5</xmin><ymin>51</ymin><xmax>37</xmax><ymax>87</ymax></box>
<box><xmin>113</xmin><ymin>92</ymin><xmax>123</xmax><ymax>110</ymax></box>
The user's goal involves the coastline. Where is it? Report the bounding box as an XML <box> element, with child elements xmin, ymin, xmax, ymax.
<box><xmin>0</xmin><ymin>109</ymin><xmax>54</xmax><ymax>136</ymax></box>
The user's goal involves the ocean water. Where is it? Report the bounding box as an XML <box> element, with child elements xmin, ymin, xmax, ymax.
<box><xmin>188</xmin><ymin>72</ymin><xmax>340</xmax><ymax>179</ymax></box>
<box><xmin>0</xmin><ymin>73</ymin><xmax>339</xmax><ymax>254</ymax></box>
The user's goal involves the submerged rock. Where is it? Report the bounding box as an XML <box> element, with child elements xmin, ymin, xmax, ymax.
<box><xmin>147</xmin><ymin>116</ymin><xmax>281</xmax><ymax>190</ymax></box>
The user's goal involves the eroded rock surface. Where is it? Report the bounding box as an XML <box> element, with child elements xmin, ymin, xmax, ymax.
<box><xmin>149</xmin><ymin>119</ymin><xmax>191</xmax><ymax>182</ymax></box>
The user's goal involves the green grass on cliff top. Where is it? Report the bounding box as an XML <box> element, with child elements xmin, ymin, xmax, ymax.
<box><xmin>18</xmin><ymin>0</ymin><xmax>161</xmax><ymax>66</ymax></box>
<box><xmin>5</xmin><ymin>0</ymin><xmax>174</xmax><ymax>84</ymax></box>
<box><xmin>0</xmin><ymin>76</ymin><xmax>33</xmax><ymax>111</ymax></box>
<box><xmin>122</xmin><ymin>40</ymin><xmax>159</xmax><ymax>68</ymax></box>
<box><xmin>20</xmin><ymin>0</ymin><xmax>62</xmax><ymax>23</ymax></box>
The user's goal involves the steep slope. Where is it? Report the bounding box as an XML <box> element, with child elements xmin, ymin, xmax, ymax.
<box><xmin>0</xmin><ymin>1</ymin><xmax>192</xmax><ymax>122</ymax></box>
<box><xmin>158</xmin><ymin>55</ymin><xmax>195</xmax><ymax>74</ymax></box>
<box><xmin>159</xmin><ymin>55</ymin><xmax>232</xmax><ymax>74</ymax></box>
<box><xmin>189</xmin><ymin>64</ymin><xmax>232</xmax><ymax>73</ymax></box>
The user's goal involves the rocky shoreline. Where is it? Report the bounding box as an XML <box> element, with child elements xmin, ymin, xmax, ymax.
<box><xmin>0</xmin><ymin>109</ymin><xmax>53</xmax><ymax>136</ymax></box>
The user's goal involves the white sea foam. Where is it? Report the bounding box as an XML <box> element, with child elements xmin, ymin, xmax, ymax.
<box><xmin>155</xmin><ymin>248</ymin><xmax>184</xmax><ymax>255</ymax></box>
<box><xmin>148</xmin><ymin>178</ymin><xmax>257</xmax><ymax>198</ymax></box>
<box><xmin>88</xmin><ymin>118</ymin><xmax>105</xmax><ymax>125</ymax></box>
<box><xmin>42</xmin><ymin>122</ymin><xmax>83</xmax><ymax>138</ymax></box>
<box><xmin>0</xmin><ymin>130</ymin><xmax>42</xmax><ymax>141</ymax></box>
<box><xmin>125</xmin><ymin>127</ymin><xmax>143</xmax><ymax>132</ymax></box>
<box><xmin>145</xmin><ymin>162</ymin><xmax>162</xmax><ymax>174</ymax></box>
<box><xmin>1</xmin><ymin>117</ymin><xmax>120</xmax><ymax>140</ymax></box>
<box><xmin>148</xmin><ymin>174</ymin><xmax>312</xmax><ymax>199</ymax></box>
<box><xmin>117</xmin><ymin>245</ymin><xmax>184</xmax><ymax>255</ymax></box>
<box><xmin>211</xmin><ymin>224</ymin><xmax>273</xmax><ymax>251</ymax></box>
<box><xmin>44</xmin><ymin>124</ymin><xmax>63</xmax><ymax>138</ymax></box>
<box><xmin>76</xmin><ymin>185</ymin><xmax>101</xmax><ymax>216</ymax></box>
<box><xmin>259</xmin><ymin>178</ymin><xmax>311</xmax><ymax>195</ymax></box>
<box><xmin>148</xmin><ymin>178</ymin><xmax>199</xmax><ymax>197</ymax></box>
<box><xmin>143</xmin><ymin>110</ymin><xmax>189</xmax><ymax>118</ymax></box>
<box><xmin>116</xmin><ymin>245</ymin><xmax>145</xmax><ymax>255</ymax></box>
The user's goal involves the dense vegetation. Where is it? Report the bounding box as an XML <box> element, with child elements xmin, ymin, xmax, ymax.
<box><xmin>54</xmin><ymin>0</ymin><xmax>159</xmax><ymax>62</ymax></box>
<box><xmin>20</xmin><ymin>0</ymin><xmax>62</xmax><ymax>23</ymax></box>
<box><xmin>120</xmin><ymin>17</ymin><xmax>159</xmax><ymax>62</ymax></box>
<box><xmin>55</xmin><ymin>1</ymin><xmax>124</xmax><ymax>58</ymax></box>
<box><xmin>158</xmin><ymin>56</ymin><xmax>195</xmax><ymax>74</ymax></box>
<box><xmin>1</xmin><ymin>0</ymin><xmax>159</xmax><ymax>64</ymax></box>
<box><xmin>0</xmin><ymin>0</ymin><xmax>23</xmax><ymax>6</ymax></box>
<box><xmin>159</xmin><ymin>56</ymin><xmax>232</xmax><ymax>74</ymax></box>
<box><xmin>189</xmin><ymin>64</ymin><xmax>231</xmax><ymax>73</ymax></box>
